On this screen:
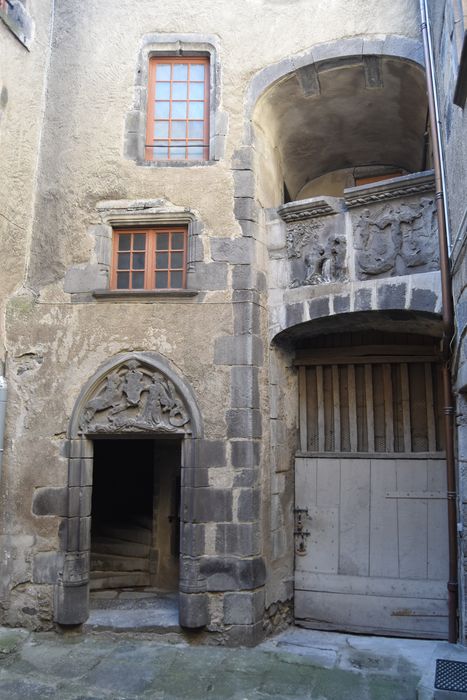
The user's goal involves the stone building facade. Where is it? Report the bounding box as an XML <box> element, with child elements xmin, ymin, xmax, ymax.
<box><xmin>0</xmin><ymin>0</ymin><xmax>466</xmax><ymax>645</ymax></box>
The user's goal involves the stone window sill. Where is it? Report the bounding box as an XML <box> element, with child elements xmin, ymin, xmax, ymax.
<box><xmin>92</xmin><ymin>289</ymin><xmax>199</xmax><ymax>301</ymax></box>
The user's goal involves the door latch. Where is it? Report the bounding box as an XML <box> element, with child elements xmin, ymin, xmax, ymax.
<box><xmin>293</xmin><ymin>507</ymin><xmax>311</xmax><ymax>555</ymax></box>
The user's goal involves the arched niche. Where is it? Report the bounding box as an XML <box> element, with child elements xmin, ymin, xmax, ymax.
<box><xmin>55</xmin><ymin>352</ymin><xmax>208</xmax><ymax>630</ymax></box>
<box><xmin>246</xmin><ymin>35</ymin><xmax>427</xmax><ymax>205</ymax></box>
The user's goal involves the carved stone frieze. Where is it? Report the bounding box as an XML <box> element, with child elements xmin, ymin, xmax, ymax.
<box><xmin>79</xmin><ymin>360</ymin><xmax>191</xmax><ymax>434</ymax></box>
<box><xmin>287</xmin><ymin>221</ymin><xmax>348</xmax><ymax>287</ymax></box>
<box><xmin>354</xmin><ymin>197</ymin><xmax>439</xmax><ymax>279</ymax></box>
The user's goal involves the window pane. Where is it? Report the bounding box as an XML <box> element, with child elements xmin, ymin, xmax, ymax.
<box><xmin>187</xmin><ymin>142</ymin><xmax>205</xmax><ymax>160</ymax></box>
<box><xmin>155</xmin><ymin>82</ymin><xmax>170</xmax><ymax>99</ymax></box>
<box><xmin>170</xmin><ymin>144</ymin><xmax>186</xmax><ymax>159</ymax></box>
<box><xmin>190</xmin><ymin>64</ymin><xmax>205</xmax><ymax>81</ymax></box>
<box><xmin>133</xmin><ymin>252</ymin><xmax>145</xmax><ymax>270</ymax></box>
<box><xmin>154</xmin><ymin>101</ymin><xmax>170</xmax><ymax>118</ymax></box>
<box><xmin>188</xmin><ymin>102</ymin><xmax>204</xmax><ymax>119</ymax></box>
<box><xmin>133</xmin><ymin>233</ymin><xmax>146</xmax><ymax>250</ymax></box>
<box><xmin>118</xmin><ymin>234</ymin><xmax>131</xmax><ymax>251</ymax></box>
<box><xmin>156</xmin><ymin>233</ymin><xmax>169</xmax><ymax>250</ymax></box>
<box><xmin>171</xmin><ymin>252</ymin><xmax>183</xmax><ymax>268</ymax></box>
<box><xmin>132</xmin><ymin>271</ymin><xmax>144</xmax><ymax>289</ymax></box>
<box><xmin>189</xmin><ymin>82</ymin><xmax>204</xmax><ymax>100</ymax></box>
<box><xmin>154</xmin><ymin>121</ymin><xmax>169</xmax><ymax>138</ymax></box>
<box><xmin>156</xmin><ymin>252</ymin><xmax>169</xmax><ymax>269</ymax></box>
<box><xmin>188</xmin><ymin>121</ymin><xmax>204</xmax><ymax>138</ymax></box>
<box><xmin>172</xmin><ymin>101</ymin><xmax>187</xmax><ymax>118</ymax></box>
<box><xmin>117</xmin><ymin>272</ymin><xmax>129</xmax><ymax>289</ymax></box>
<box><xmin>153</xmin><ymin>142</ymin><xmax>168</xmax><ymax>159</ymax></box>
<box><xmin>171</xmin><ymin>233</ymin><xmax>185</xmax><ymax>249</ymax></box>
<box><xmin>173</xmin><ymin>64</ymin><xmax>188</xmax><ymax>80</ymax></box>
<box><xmin>172</xmin><ymin>82</ymin><xmax>187</xmax><ymax>100</ymax></box>
<box><xmin>118</xmin><ymin>253</ymin><xmax>130</xmax><ymax>269</ymax></box>
<box><xmin>156</xmin><ymin>64</ymin><xmax>171</xmax><ymax>80</ymax></box>
<box><xmin>156</xmin><ymin>271</ymin><xmax>168</xmax><ymax>288</ymax></box>
<box><xmin>171</xmin><ymin>121</ymin><xmax>186</xmax><ymax>138</ymax></box>
<box><xmin>170</xmin><ymin>270</ymin><xmax>183</xmax><ymax>288</ymax></box>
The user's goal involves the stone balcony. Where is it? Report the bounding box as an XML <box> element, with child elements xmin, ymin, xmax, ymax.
<box><xmin>267</xmin><ymin>171</ymin><xmax>443</xmax><ymax>340</ymax></box>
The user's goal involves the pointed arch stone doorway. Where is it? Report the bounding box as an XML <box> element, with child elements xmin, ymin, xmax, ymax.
<box><xmin>54</xmin><ymin>352</ymin><xmax>208</xmax><ymax>630</ymax></box>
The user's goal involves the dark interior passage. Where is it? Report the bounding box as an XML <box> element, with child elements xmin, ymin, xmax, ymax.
<box><xmin>90</xmin><ymin>438</ymin><xmax>181</xmax><ymax>592</ymax></box>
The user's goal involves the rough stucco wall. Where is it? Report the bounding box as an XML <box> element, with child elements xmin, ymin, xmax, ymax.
<box><xmin>0</xmin><ymin>0</ymin><xmax>52</xmax><ymax>357</ymax></box>
<box><xmin>0</xmin><ymin>0</ymin><xmax>423</xmax><ymax>630</ymax></box>
<box><xmin>428</xmin><ymin>0</ymin><xmax>467</xmax><ymax>643</ymax></box>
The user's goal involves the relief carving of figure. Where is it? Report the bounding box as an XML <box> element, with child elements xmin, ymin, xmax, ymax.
<box><xmin>79</xmin><ymin>372</ymin><xmax>122</xmax><ymax>430</ymax></box>
<box><xmin>290</xmin><ymin>229</ymin><xmax>347</xmax><ymax>288</ymax></box>
<box><xmin>79</xmin><ymin>361</ymin><xmax>191</xmax><ymax>434</ymax></box>
<box><xmin>141</xmin><ymin>376</ymin><xmax>189</xmax><ymax>429</ymax></box>
<box><xmin>400</xmin><ymin>197</ymin><xmax>438</xmax><ymax>269</ymax></box>
<box><xmin>355</xmin><ymin>200</ymin><xmax>435</xmax><ymax>278</ymax></box>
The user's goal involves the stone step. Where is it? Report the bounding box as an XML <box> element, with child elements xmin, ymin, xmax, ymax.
<box><xmin>92</xmin><ymin>536</ymin><xmax>151</xmax><ymax>559</ymax></box>
<box><xmin>89</xmin><ymin>571</ymin><xmax>151</xmax><ymax>591</ymax></box>
<box><xmin>90</xmin><ymin>553</ymin><xmax>150</xmax><ymax>573</ymax></box>
<box><xmin>94</xmin><ymin>523</ymin><xmax>152</xmax><ymax>545</ymax></box>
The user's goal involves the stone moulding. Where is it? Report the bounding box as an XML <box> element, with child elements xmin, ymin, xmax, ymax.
<box><xmin>277</xmin><ymin>196</ymin><xmax>345</xmax><ymax>223</ymax></box>
<box><xmin>344</xmin><ymin>170</ymin><xmax>435</xmax><ymax>208</ymax></box>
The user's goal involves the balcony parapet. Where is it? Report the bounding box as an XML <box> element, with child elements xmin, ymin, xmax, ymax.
<box><xmin>274</xmin><ymin>170</ymin><xmax>439</xmax><ymax>291</ymax></box>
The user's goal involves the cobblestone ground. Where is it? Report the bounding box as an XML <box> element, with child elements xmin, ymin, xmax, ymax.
<box><xmin>0</xmin><ymin>627</ymin><xmax>422</xmax><ymax>700</ymax></box>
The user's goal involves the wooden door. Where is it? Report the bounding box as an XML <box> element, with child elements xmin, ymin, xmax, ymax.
<box><xmin>294</xmin><ymin>355</ymin><xmax>449</xmax><ymax>638</ymax></box>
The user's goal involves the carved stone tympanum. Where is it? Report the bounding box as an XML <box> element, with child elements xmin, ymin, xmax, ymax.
<box><xmin>79</xmin><ymin>360</ymin><xmax>191</xmax><ymax>434</ymax></box>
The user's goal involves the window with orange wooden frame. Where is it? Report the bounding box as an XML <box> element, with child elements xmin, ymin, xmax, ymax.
<box><xmin>111</xmin><ymin>228</ymin><xmax>187</xmax><ymax>290</ymax></box>
<box><xmin>145</xmin><ymin>56</ymin><xmax>210</xmax><ymax>161</ymax></box>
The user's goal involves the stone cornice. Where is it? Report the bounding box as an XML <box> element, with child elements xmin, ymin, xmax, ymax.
<box><xmin>344</xmin><ymin>170</ymin><xmax>435</xmax><ymax>208</ymax></box>
<box><xmin>277</xmin><ymin>196</ymin><xmax>345</xmax><ymax>223</ymax></box>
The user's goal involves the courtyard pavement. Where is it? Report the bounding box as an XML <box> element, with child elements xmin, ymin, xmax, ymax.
<box><xmin>0</xmin><ymin>624</ymin><xmax>464</xmax><ymax>699</ymax></box>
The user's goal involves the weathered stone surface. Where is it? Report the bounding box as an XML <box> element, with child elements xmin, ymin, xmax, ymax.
<box><xmin>237</xmin><ymin>489</ymin><xmax>260</xmax><ymax>522</ymax></box>
<box><xmin>226</xmin><ymin>409</ymin><xmax>262</xmax><ymax>439</ymax></box>
<box><xmin>179</xmin><ymin>592</ymin><xmax>209</xmax><ymax>628</ymax></box>
<box><xmin>210</xmin><ymin>238</ymin><xmax>254</xmax><ymax>264</ymax></box>
<box><xmin>214</xmin><ymin>336</ymin><xmax>263</xmax><ymax>366</ymax></box>
<box><xmin>231</xmin><ymin>366</ymin><xmax>259</xmax><ymax>408</ymax></box>
<box><xmin>187</xmin><ymin>262</ymin><xmax>228</xmax><ymax>291</ymax></box>
<box><xmin>32</xmin><ymin>487</ymin><xmax>68</xmax><ymax>517</ymax></box>
<box><xmin>216</xmin><ymin>523</ymin><xmax>261</xmax><ymax>556</ymax></box>
<box><xmin>198</xmin><ymin>440</ymin><xmax>226</xmax><ymax>468</ymax></box>
<box><xmin>377</xmin><ymin>282</ymin><xmax>407</xmax><ymax>310</ymax></box>
<box><xmin>200</xmin><ymin>556</ymin><xmax>266</xmax><ymax>591</ymax></box>
<box><xmin>308</xmin><ymin>297</ymin><xmax>330</xmax><ymax>320</ymax></box>
<box><xmin>231</xmin><ymin>441</ymin><xmax>260</xmax><ymax>469</ymax></box>
<box><xmin>184</xmin><ymin>488</ymin><xmax>233</xmax><ymax>524</ymax></box>
<box><xmin>333</xmin><ymin>294</ymin><xmax>350</xmax><ymax>314</ymax></box>
<box><xmin>223</xmin><ymin>589</ymin><xmax>265</xmax><ymax>625</ymax></box>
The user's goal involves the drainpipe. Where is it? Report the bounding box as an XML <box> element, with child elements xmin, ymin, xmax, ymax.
<box><xmin>420</xmin><ymin>0</ymin><xmax>458</xmax><ymax>643</ymax></box>
<box><xmin>0</xmin><ymin>361</ymin><xmax>7</xmax><ymax>484</ymax></box>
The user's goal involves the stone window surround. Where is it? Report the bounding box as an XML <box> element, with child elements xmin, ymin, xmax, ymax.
<box><xmin>0</xmin><ymin>0</ymin><xmax>33</xmax><ymax>48</ymax></box>
<box><xmin>64</xmin><ymin>199</ymin><xmax>205</xmax><ymax>300</ymax></box>
<box><xmin>95</xmin><ymin>201</ymin><xmax>203</xmax><ymax>298</ymax></box>
<box><xmin>124</xmin><ymin>34</ymin><xmax>226</xmax><ymax>166</ymax></box>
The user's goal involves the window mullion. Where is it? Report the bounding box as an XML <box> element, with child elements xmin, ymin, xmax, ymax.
<box><xmin>146</xmin><ymin>231</ymin><xmax>155</xmax><ymax>290</ymax></box>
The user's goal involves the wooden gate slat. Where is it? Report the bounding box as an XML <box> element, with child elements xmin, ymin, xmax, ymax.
<box><xmin>332</xmin><ymin>365</ymin><xmax>341</xmax><ymax>452</ymax></box>
<box><xmin>316</xmin><ymin>365</ymin><xmax>325</xmax><ymax>452</ymax></box>
<box><xmin>424</xmin><ymin>363</ymin><xmax>437</xmax><ymax>452</ymax></box>
<box><xmin>299</xmin><ymin>366</ymin><xmax>307</xmax><ymax>453</ymax></box>
<box><xmin>400</xmin><ymin>363</ymin><xmax>412</xmax><ymax>452</ymax></box>
<box><xmin>383</xmin><ymin>364</ymin><xmax>394</xmax><ymax>452</ymax></box>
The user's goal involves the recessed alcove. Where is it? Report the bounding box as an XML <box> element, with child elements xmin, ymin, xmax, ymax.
<box><xmin>90</xmin><ymin>437</ymin><xmax>181</xmax><ymax>593</ymax></box>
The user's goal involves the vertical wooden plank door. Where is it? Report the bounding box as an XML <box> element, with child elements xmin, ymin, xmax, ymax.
<box><xmin>294</xmin><ymin>358</ymin><xmax>449</xmax><ymax>639</ymax></box>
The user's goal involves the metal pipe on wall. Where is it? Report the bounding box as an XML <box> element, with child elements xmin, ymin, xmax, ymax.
<box><xmin>420</xmin><ymin>0</ymin><xmax>459</xmax><ymax>644</ymax></box>
<box><xmin>0</xmin><ymin>368</ymin><xmax>7</xmax><ymax>483</ymax></box>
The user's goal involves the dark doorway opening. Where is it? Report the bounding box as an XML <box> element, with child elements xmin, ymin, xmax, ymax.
<box><xmin>90</xmin><ymin>438</ymin><xmax>181</xmax><ymax>593</ymax></box>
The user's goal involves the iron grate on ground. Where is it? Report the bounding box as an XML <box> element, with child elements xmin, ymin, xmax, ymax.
<box><xmin>435</xmin><ymin>659</ymin><xmax>467</xmax><ymax>693</ymax></box>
